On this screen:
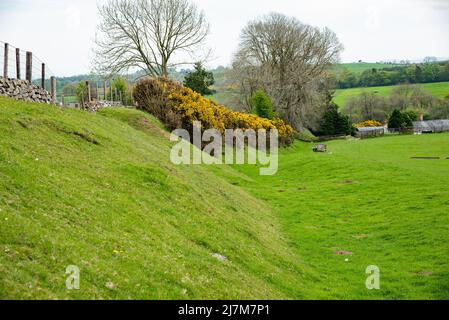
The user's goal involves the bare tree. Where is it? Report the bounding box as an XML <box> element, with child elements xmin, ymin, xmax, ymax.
<box><xmin>232</xmin><ymin>13</ymin><xmax>343</xmax><ymax>130</ymax></box>
<box><xmin>345</xmin><ymin>92</ymin><xmax>389</xmax><ymax>123</ymax></box>
<box><xmin>389</xmin><ymin>84</ymin><xmax>416</xmax><ymax>111</ymax></box>
<box><xmin>93</xmin><ymin>0</ymin><xmax>209</xmax><ymax>77</ymax></box>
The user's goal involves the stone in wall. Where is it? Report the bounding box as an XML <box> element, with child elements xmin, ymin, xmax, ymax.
<box><xmin>0</xmin><ymin>77</ymin><xmax>52</xmax><ymax>104</ymax></box>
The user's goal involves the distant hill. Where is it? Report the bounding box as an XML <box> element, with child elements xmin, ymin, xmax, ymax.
<box><xmin>333</xmin><ymin>81</ymin><xmax>449</xmax><ymax>110</ymax></box>
<box><xmin>334</xmin><ymin>62</ymin><xmax>406</xmax><ymax>74</ymax></box>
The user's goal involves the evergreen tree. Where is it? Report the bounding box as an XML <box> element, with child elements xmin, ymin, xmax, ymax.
<box><xmin>319</xmin><ymin>102</ymin><xmax>352</xmax><ymax>136</ymax></box>
<box><xmin>388</xmin><ymin>109</ymin><xmax>413</xmax><ymax>129</ymax></box>
<box><xmin>251</xmin><ymin>90</ymin><xmax>275</xmax><ymax>119</ymax></box>
<box><xmin>183</xmin><ymin>62</ymin><xmax>215</xmax><ymax>96</ymax></box>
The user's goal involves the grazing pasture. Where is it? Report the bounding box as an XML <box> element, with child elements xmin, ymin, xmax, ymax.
<box><xmin>334</xmin><ymin>62</ymin><xmax>405</xmax><ymax>74</ymax></box>
<box><xmin>214</xmin><ymin>133</ymin><xmax>449</xmax><ymax>299</ymax></box>
<box><xmin>333</xmin><ymin>81</ymin><xmax>449</xmax><ymax>109</ymax></box>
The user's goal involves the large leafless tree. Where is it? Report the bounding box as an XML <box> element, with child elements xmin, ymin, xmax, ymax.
<box><xmin>232</xmin><ymin>13</ymin><xmax>343</xmax><ymax>130</ymax></box>
<box><xmin>93</xmin><ymin>0</ymin><xmax>209</xmax><ymax>77</ymax></box>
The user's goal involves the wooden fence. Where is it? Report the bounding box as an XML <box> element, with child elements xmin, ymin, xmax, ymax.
<box><xmin>1</xmin><ymin>41</ymin><xmax>57</xmax><ymax>103</ymax></box>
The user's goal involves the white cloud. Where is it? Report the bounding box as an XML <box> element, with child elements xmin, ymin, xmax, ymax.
<box><xmin>0</xmin><ymin>0</ymin><xmax>447</xmax><ymax>76</ymax></box>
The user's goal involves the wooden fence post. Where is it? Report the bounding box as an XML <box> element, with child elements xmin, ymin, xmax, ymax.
<box><xmin>110</xmin><ymin>80</ymin><xmax>113</xmax><ymax>101</ymax></box>
<box><xmin>119</xmin><ymin>90</ymin><xmax>123</xmax><ymax>105</ymax></box>
<box><xmin>50</xmin><ymin>76</ymin><xmax>56</xmax><ymax>104</ymax></box>
<box><xmin>16</xmin><ymin>48</ymin><xmax>20</xmax><ymax>79</ymax></box>
<box><xmin>61</xmin><ymin>93</ymin><xmax>65</xmax><ymax>106</ymax></box>
<box><xmin>41</xmin><ymin>63</ymin><xmax>45</xmax><ymax>89</ymax></box>
<box><xmin>103</xmin><ymin>81</ymin><xmax>106</xmax><ymax>100</ymax></box>
<box><xmin>86</xmin><ymin>81</ymin><xmax>91</xmax><ymax>102</ymax></box>
<box><xmin>26</xmin><ymin>52</ymin><xmax>32</xmax><ymax>82</ymax></box>
<box><xmin>3</xmin><ymin>43</ymin><xmax>9</xmax><ymax>78</ymax></box>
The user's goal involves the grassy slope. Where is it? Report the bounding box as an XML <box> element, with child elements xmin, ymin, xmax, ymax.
<box><xmin>1</xmin><ymin>97</ymin><xmax>448</xmax><ymax>299</ymax></box>
<box><xmin>334</xmin><ymin>63</ymin><xmax>404</xmax><ymax>74</ymax></box>
<box><xmin>0</xmin><ymin>97</ymin><xmax>311</xmax><ymax>299</ymax></box>
<box><xmin>333</xmin><ymin>81</ymin><xmax>449</xmax><ymax>109</ymax></box>
<box><xmin>211</xmin><ymin>134</ymin><xmax>449</xmax><ymax>299</ymax></box>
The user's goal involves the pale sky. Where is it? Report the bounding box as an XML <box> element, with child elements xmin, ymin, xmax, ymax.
<box><xmin>0</xmin><ymin>0</ymin><xmax>448</xmax><ymax>76</ymax></box>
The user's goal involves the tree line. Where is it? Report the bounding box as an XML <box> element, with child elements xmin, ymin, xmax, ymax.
<box><xmin>345</xmin><ymin>84</ymin><xmax>449</xmax><ymax>123</ymax></box>
<box><xmin>333</xmin><ymin>61</ymin><xmax>449</xmax><ymax>89</ymax></box>
<box><xmin>84</xmin><ymin>0</ymin><xmax>448</xmax><ymax>139</ymax></box>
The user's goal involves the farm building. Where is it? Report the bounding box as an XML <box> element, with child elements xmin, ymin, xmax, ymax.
<box><xmin>413</xmin><ymin>120</ymin><xmax>449</xmax><ymax>133</ymax></box>
<box><xmin>355</xmin><ymin>126</ymin><xmax>385</xmax><ymax>139</ymax></box>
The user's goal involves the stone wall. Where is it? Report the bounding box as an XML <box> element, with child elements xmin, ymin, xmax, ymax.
<box><xmin>0</xmin><ymin>77</ymin><xmax>52</xmax><ymax>104</ymax></box>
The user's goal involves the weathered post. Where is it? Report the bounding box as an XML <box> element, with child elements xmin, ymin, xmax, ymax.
<box><xmin>86</xmin><ymin>81</ymin><xmax>91</xmax><ymax>103</ymax></box>
<box><xmin>119</xmin><ymin>90</ymin><xmax>123</xmax><ymax>105</ymax></box>
<box><xmin>41</xmin><ymin>63</ymin><xmax>45</xmax><ymax>89</ymax></box>
<box><xmin>50</xmin><ymin>76</ymin><xmax>56</xmax><ymax>104</ymax></box>
<box><xmin>115</xmin><ymin>88</ymin><xmax>118</xmax><ymax>104</ymax></box>
<box><xmin>3</xmin><ymin>43</ymin><xmax>9</xmax><ymax>78</ymax></box>
<box><xmin>26</xmin><ymin>51</ymin><xmax>32</xmax><ymax>82</ymax></box>
<box><xmin>61</xmin><ymin>93</ymin><xmax>65</xmax><ymax>106</ymax></box>
<box><xmin>110</xmin><ymin>80</ymin><xmax>113</xmax><ymax>101</ymax></box>
<box><xmin>103</xmin><ymin>81</ymin><xmax>107</xmax><ymax>100</ymax></box>
<box><xmin>15</xmin><ymin>48</ymin><xmax>20</xmax><ymax>79</ymax></box>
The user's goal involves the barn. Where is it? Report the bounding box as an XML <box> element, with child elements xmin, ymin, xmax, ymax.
<box><xmin>355</xmin><ymin>126</ymin><xmax>386</xmax><ymax>139</ymax></box>
<box><xmin>413</xmin><ymin>120</ymin><xmax>449</xmax><ymax>133</ymax></box>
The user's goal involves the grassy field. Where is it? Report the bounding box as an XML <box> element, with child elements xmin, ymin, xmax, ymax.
<box><xmin>333</xmin><ymin>81</ymin><xmax>449</xmax><ymax>109</ymax></box>
<box><xmin>212</xmin><ymin>134</ymin><xmax>449</xmax><ymax>299</ymax></box>
<box><xmin>334</xmin><ymin>62</ymin><xmax>404</xmax><ymax>74</ymax></box>
<box><xmin>1</xmin><ymin>96</ymin><xmax>448</xmax><ymax>299</ymax></box>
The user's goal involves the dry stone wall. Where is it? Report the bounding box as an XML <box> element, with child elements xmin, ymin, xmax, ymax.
<box><xmin>0</xmin><ymin>77</ymin><xmax>52</xmax><ymax>104</ymax></box>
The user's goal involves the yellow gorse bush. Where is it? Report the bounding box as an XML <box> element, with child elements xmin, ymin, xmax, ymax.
<box><xmin>168</xmin><ymin>87</ymin><xmax>294</xmax><ymax>144</ymax></box>
<box><xmin>133</xmin><ymin>77</ymin><xmax>294</xmax><ymax>145</ymax></box>
<box><xmin>355</xmin><ymin>120</ymin><xmax>384</xmax><ymax>128</ymax></box>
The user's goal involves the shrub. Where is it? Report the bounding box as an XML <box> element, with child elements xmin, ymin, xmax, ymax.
<box><xmin>294</xmin><ymin>129</ymin><xmax>318</xmax><ymax>142</ymax></box>
<box><xmin>317</xmin><ymin>102</ymin><xmax>352</xmax><ymax>136</ymax></box>
<box><xmin>133</xmin><ymin>77</ymin><xmax>183</xmax><ymax>131</ymax></box>
<box><xmin>251</xmin><ymin>90</ymin><xmax>275</xmax><ymax>120</ymax></box>
<box><xmin>112</xmin><ymin>77</ymin><xmax>133</xmax><ymax>105</ymax></box>
<box><xmin>388</xmin><ymin>109</ymin><xmax>413</xmax><ymax>129</ymax></box>
<box><xmin>134</xmin><ymin>77</ymin><xmax>294</xmax><ymax>145</ymax></box>
<box><xmin>76</xmin><ymin>81</ymin><xmax>88</xmax><ymax>106</ymax></box>
<box><xmin>355</xmin><ymin>120</ymin><xmax>383</xmax><ymax>128</ymax></box>
<box><xmin>403</xmin><ymin>110</ymin><xmax>418</xmax><ymax>122</ymax></box>
<box><xmin>183</xmin><ymin>62</ymin><xmax>215</xmax><ymax>96</ymax></box>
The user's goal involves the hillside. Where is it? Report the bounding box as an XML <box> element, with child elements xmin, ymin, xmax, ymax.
<box><xmin>0</xmin><ymin>97</ymin><xmax>310</xmax><ymax>299</ymax></box>
<box><xmin>1</xmin><ymin>97</ymin><xmax>449</xmax><ymax>299</ymax></box>
<box><xmin>333</xmin><ymin>81</ymin><xmax>449</xmax><ymax>109</ymax></box>
<box><xmin>334</xmin><ymin>62</ymin><xmax>405</xmax><ymax>74</ymax></box>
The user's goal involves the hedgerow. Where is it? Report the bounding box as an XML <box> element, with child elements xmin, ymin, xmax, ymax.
<box><xmin>134</xmin><ymin>77</ymin><xmax>294</xmax><ymax>145</ymax></box>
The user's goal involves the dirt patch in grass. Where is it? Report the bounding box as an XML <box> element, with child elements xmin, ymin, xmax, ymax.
<box><xmin>352</xmin><ymin>234</ymin><xmax>369</xmax><ymax>239</ymax></box>
<box><xmin>411</xmin><ymin>271</ymin><xmax>433</xmax><ymax>276</ymax></box>
<box><xmin>335</xmin><ymin>250</ymin><xmax>353</xmax><ymax>255</ymax></box>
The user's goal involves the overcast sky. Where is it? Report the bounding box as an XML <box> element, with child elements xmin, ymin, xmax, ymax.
<box><xmin>0</xmin><ymin>0</ymin><xmax>448</xmax><ymax>76</ymax></box>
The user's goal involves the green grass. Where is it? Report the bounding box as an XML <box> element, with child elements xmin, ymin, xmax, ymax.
<box><xmin>334</xmin><ymin>62</ymin><xmax>404</xmax><ymax>74</ymax></box>
<box><xmin>1</xmin><ymin>96</ymin><xmax>448</xmax><ymax>299</ymax></box>
<box><xmin>333</xmin><ymin>81</ymin><xmax>449</xmax><ymax>109</ymax></box>
<box><xmin>0</xmin><ymin>97</ymin><xmax>311</xmax><ymax>299</ymax></box>
<box><xmin>211</xmin><ymin>134</ymin><xmax>449</xmax><ymax>299</ymax></box>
